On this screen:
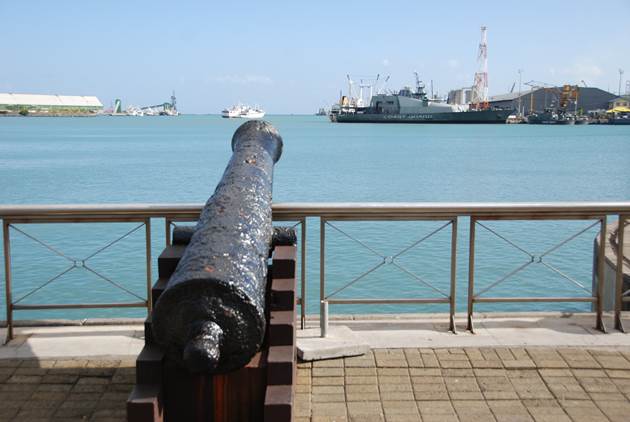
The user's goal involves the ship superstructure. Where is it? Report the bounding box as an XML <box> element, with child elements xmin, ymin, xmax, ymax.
<box><xmin>330</xmin><ymin>73</ymin><xmax>511</xmax><ymax>123</ymax></box>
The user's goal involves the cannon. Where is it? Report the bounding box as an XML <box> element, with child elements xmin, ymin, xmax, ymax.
<box><xmin>152</xmin><ymin>120</ymin><xmax>283</xmax><ymax>373</ymax></box>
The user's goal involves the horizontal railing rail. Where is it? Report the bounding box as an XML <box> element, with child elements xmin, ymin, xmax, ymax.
<box><xmin>1</xmin><ymin>202</ymin><xmax>629</xmax><ymax>343</ymax></box>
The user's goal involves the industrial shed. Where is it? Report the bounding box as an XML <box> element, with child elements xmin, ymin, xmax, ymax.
<box><xmin>0</xmin><ymin>93</ymin><xmax>103</xmax><ymax>114</ymax></box>
<box><xmin>488</xmin><ymin>87</ymin><xmax>616</xmax><ymax>114</ymax></box>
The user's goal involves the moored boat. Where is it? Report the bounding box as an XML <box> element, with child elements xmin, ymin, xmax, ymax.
<box><xmin>331</xmin><ymin>78</ymin><xmax>512</xmax><ymax>124</ymax></box>
<box><xmin>240</xmin><ymin>106</ymin><xmax>265</xmax><ymax>119</ymax></box>
<box><xmin>222</xmin><ymin>105</ymin><xmax>243</xmax><ymax>118</ymax></box>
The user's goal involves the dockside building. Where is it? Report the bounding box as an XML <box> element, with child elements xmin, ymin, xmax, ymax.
<box><xmin>0</xmin><ymin>93</ymin><xmax>103</xmax><ymax>115</ymax></box>
<box><xmin>488</xmin><ymin>87</ymin><xmax>616</xmax><ymax>114</ymax></box>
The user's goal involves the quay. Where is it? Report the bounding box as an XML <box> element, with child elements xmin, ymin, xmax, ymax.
<box><xmin>0</xmin><ymin>201</ymin><xmax>629</xmax><ymax>421</ymax></box>
<box><xmin>3</xmin><ymin>315</ymin><xmax>630</xmax><ymax>421</ymax></box>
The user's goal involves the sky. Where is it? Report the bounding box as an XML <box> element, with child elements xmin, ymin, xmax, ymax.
<box><xmin>2</xmin><ymin>0</ymin><xmax>629</xmax><ymax>114</ymax></box>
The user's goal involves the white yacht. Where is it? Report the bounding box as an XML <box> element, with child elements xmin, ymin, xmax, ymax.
<box><xmin>125</xmin><ymin>106</ymin><xmax>144</xmax><ymax>116</ymax></box>
<box><xmin>221</xmin><ymin>105</ymin><xmax>244</xmax><ymax>118</ymax></box>
<box><xmin>240</xmin><ymin>106</ymin><xmax>265</xmax><ymax>119</ymax></box>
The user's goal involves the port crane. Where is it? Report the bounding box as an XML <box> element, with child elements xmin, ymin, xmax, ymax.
<box><xmin>523</xmin><ymin>80</ymin><xmax>559</xmax><ymax>114</ymax></box>
<box><xmin>140</xmin><ymin>91</ymin><xmax>178</xmax><ymax>115</ymax></box>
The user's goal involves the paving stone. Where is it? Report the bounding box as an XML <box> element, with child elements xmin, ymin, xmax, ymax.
<box><xmin>379</xmin><ymin>391</ymin><xmax>414</xmax><ymax>401</ymax></box>
<box><xmin>545</xmin><ymin>376</ymin><xmax>589</xmax><ymax>400</ymax></box>
<box><xmin>346</xmin><ymin>384</ymin><xmax>379</xmax><ymax>394</ymax></box>
<box><xmin>313</xmin><ymin>385</ymin><xmax>344</xmax><ymax>394</ymax></box>
<box><xmin>313</xmin><ymin>367</ymin><xmax>345</xmax><ymax>377</ymax></box>
<box><xmin>347</xmin><ymin>392</ymin><xmax>380</xmax><ymax>401</ymax></box>
<box><xmin>421</xmin><ymin>415</ymin><xmax>459</xmax><ymax>422</ymax></box>
<box><xmin>346</xmin><ymin>367</ymin><xmax>376</xmax><ymax>376</ymax></box>
<box><xmin>409</xmin><ymin>368</ymin><xmax>441</xmax><ymax>376</ymax></box>
<box><xmin>442</xmin><ymin>368</ymin><xmax>474</xmax><ymax>377</ymax></box>
<box><xmin>7</xmin><ymin>374</ymin><xmax>43</xmax><ymax>384</ymax></box>
<box><xmin>378</xmin><ymin>376</ymin><xmax>411</xmax><ymax>385</ymax></box>
<box><xmin>440</xmin><ymin>360</ymin><xmax>472</xmax><ymax>369</ymax></box>
<box><xmin>381</xmin><ymin>400</ymin><xmax>419</xmax><ymax>415</ymax></box>
<box><xmin>314</xmin><ymin>358</ymin><xmax>345</xmax><ymax>367</ymax></box>
<box><xmin>296</xmin><ymin>384</ymin><xmax>312</xmax><ymax>393</ymax></box>
<box><xmin>594</xmin><ymin>399</ymin><xmax>630</xmax><ymax>422</ymax></box>
<box><xmin>345</xmin><ymin>356</ymin><xmax>376</xmax><ymax>368</ymax></box>
<box><xmin>414</xmin><ymin>390</ymin><xmax>451</xmax><ymax>401</ymax></box>
<box><xmin>312</xmin><ymin>393</ymin><xmax>347</xmax><ymax>403</ymax></box>
<box><xmin>559</xmin><ymin>399</ymin><xmax>608</xmax><ymax>422</ymax></box>
<box><xmin>346</xmin><ymin>376</ymin><xmax>378</xmax><ymax>385</ymax></box>
<box><xmin>417</xmin><ymin>400</ymin><xmax>456</xmax><ymax>415</ymax></box>
<box><xmin>488</xmin><ymin>402</ymin><xmax>533</xmax><ymax>421</ymax></box>
<box><xmin>376</xmin><ymin>359</ymin><xmax>408</xmax><ymax>368</ymax></box>
<box><xmin>606</xmin><ymin>369</ymin><xmax>630</xmax><ymax>378</ymax></box>
<box><xmin>313</xmin><ymin>376</ymin><xmax>344</xmax><ymax>385</ymax></box>
<box><xmin>41</xmin><ymin>374</ymin><xmax>79</xmax><ymax>384</ymax></box>
<box><xmin>312</xmin><ymin>402</ymin><xmax>348</xmax><ymax>417</ymax></box>
<box><xmin>572</xmin><ymin>369</ymin><xmax>607</xmax><ymax>378</ymax></box>
<box><xmin>347</xmin><ymin>401</ymin><xmax>383</xmax><ymax>416</ymax></box>
<box><xmin>578</xmin><ymin>376</ymin><xmax>620</xmax><ymax>393</ymax></box>
<box><xmin>377</xmin><ymin>368</ymin><xmax>409</xmax><ymax>376</ymax></box>
<box><xmin>349</xmin><ymin>416</ymin><xmax>383</xmax><ymax>422</ymax></box>
<box><xmin>589</xmin><ymin>392</ymin><xmax>626</xmax><ymax>401</ymax></box>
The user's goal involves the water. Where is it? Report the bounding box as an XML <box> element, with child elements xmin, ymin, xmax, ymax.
<box><xmin>1</xmin><ymin>115</ymin><xmax>629</xmax><ymax>320</ymax></box>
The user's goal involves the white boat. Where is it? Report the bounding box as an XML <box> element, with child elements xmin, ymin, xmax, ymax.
<box><xmin>240</xmin><ymin>106</ymin><xmax>265</xmax><ymax>119</ymax></box>
<box><xmin>125</xmin><ymin>106</ymin><xmax>144</xmax><ymax>116</ymax></box>
<box><xmin>221</xmin><ymin>105</ymin><xmax>243</xmax><ymax>118</ymax></box>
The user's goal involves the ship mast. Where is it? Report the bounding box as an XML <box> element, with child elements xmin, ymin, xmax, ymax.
<box><xmin>471</xmin><ymin>26</ymin><xmax>489</xmax><ymax>110</ymax></box>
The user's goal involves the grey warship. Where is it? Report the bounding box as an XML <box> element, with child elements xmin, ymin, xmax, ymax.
<box><xmin>330</xmin><ymin>78</ymin><xmax>512</xmax><ymax>124</ymax></box>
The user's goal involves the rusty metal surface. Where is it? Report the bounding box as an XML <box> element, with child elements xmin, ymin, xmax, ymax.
<box><xmin>172</xmin><ymin>225</ymin><xmax>297</xmax><ymax>248</ymax></box>
<box><xmin>152</xmin><ymin>120</ymin><xmax>283</xmax><ymax>373</ymax></box>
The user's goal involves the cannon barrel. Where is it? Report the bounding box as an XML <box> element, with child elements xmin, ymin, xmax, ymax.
<box><xmin>152</xmin><ymin>120</ymin><xmax>283</xmax><ymax>373</ymax></box>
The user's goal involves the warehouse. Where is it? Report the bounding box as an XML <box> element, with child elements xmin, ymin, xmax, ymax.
<box><xmin>0</xmin><ymin>93</ymin><xmax>103</xmax><ymax>115</ymax></box>
<box><xmin>488</xmin><ymin>87</ymin><xmax>616</xmax><ymax>115</ymax></box>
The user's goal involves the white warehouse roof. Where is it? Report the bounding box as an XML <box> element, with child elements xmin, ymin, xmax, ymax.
<box><xmin>0</xmin><ymin>93</ymin><xmax>103</xmax><ymax>107</ymax></box>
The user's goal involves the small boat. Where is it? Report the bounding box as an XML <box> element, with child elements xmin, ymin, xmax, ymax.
<box><xmin>240</xmin><ymin>106</ymin><xmax>265</xmax><ymax>119</ymax></box>
<box><xmin>222</xmin><ymin>105</ymin><xmax>243</xmax><ymax>118</ymax></box>
<box><xmin>125</xmin><ymin>106</ymin><xmax>144</xmax><ymax>116</ymax></box>
<box><xmin>527</xmin><ymin>110</ymin><xmax>575</xmax><ymax>125</ymax></box>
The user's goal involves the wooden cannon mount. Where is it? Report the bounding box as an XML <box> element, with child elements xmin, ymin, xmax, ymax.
<box><xmin>127</xmin><ymin>227</ymin><xmax>298</xmax><ymax>422</ymax></box>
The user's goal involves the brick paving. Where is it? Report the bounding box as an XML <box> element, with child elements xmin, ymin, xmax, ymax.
<box><xmin>0</xmin><ymin>358</ymin><xmax>135</xmax><ymax>421</ymax></box>
<box><xmin>296</xmin><ymin>347</ymin><xmax>630</xmax><ymax>422</ymax></box>
<box><xmin>1</xmin><ymin>347</ymin><xmax>630</xmax><ymax>421</ymax></box>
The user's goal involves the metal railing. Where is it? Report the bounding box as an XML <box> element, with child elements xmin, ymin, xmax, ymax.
<box><xmin>614</xmin><ymin>215</ymin><xmax>629</xmax><ymax>332</ymax></box>
<box><xmin>1</xmin><ymin>202</ymin><xmax>629</xmax><ymax>343</ymax></box>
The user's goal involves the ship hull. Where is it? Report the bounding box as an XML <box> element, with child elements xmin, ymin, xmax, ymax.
<box><xmin>332</xmin><ymin>109</ymin><xmax>512</xmax><ymax>124</ymax></box>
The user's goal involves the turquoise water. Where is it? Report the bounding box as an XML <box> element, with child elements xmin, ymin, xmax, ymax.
<box><xmin>1</xmin><ymin>115</ymin><xmax>629</xmax><ymax>320</ymax></box>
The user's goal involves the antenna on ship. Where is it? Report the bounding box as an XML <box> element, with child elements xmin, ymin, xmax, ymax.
<box><xmin>471</xmin><ymin>26</ymin><xmax>489</xmax><ymax>110</ymax></box>
<box><xmin>171</xmin><ymin>91</ymin><xmax>177</xmax><ymax>112</ymax></box>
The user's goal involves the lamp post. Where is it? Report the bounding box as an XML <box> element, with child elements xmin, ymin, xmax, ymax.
<box><xmin>517</xmin><ymin>69</ymin><xmax>523</xmax><ymax>117</ymax></box>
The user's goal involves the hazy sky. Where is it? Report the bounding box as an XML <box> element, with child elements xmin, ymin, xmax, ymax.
<box><xmin>2</xmin><ymin>0</ymin><xmax>629</xmax><ymax>113</ymax></box>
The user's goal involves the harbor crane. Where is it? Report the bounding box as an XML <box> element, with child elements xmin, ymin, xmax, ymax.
<box><xmin>523</xmin><ymin>80</ymin><xmax>559</xmax><ymax>114</ymax></box>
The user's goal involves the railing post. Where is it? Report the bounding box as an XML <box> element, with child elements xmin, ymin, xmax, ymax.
<box><xmin>165</xmin><ymin>217</ymin><xmax>172</xmax><ymax>247</ymax></box>
<box><xmin>467</xmin><ymin>217</ymin><xmax>476</xmax><ymax>333</ymax></box>
<box><xmin>615</xmin><ymin>215</ymin><xmax>626</xmax><ymax>332</ymax></box>
<box><xmin>320</xmin><ymin>217</ymin><xmax>327</xmax><ymax>337</ymax></box>
<box><xmin>300</xmin><ymin>217</ymin><xmax>306</xmax><ymax>330</ymax></box>
<box><xmin>449</xmin><ymin>217</ymin><xmax>458</xmax><ymax>333</ymax></box>
<box><xmin>3</xmin><ymin>221</ymin><xmax>13</xmax><ymax>344</ymax></box>
<box><xmin>596</xmin><ymin>215</ymin><xmax>607</xmax><ymax>332</ymax></box>
<box><xmin>320</xmin><ymin>300</ymin><xmax>328</xmax><ymax>338</ymax></box>
<box><xmin>145</xmin><ymin>218</ymin><xmax>153</xmax><ymax>313</ymax></box>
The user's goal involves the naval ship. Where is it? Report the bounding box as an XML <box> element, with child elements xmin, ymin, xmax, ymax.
<box><xmin>330</xmin><ymin>77</ymin><xmax>512</xmax><ymax>124</ymax></box>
